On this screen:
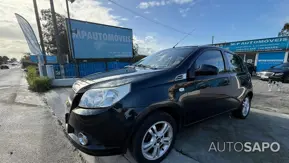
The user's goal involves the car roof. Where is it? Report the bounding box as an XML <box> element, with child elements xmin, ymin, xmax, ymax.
<box><xmin>173</xmin><ymin>45</ymin><xmax>234</xmax><ymax>54</ymax></box>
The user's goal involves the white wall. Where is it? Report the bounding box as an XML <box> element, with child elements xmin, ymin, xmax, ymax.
<box><xmin>284</xmin><ymin>51</ymin><xmax>289</xmax><ymax>63</ymax></box>
<box><xmin>254</xmin><ymin>53</ymin><xmax>259</xmax><ymax>66</ymax></box>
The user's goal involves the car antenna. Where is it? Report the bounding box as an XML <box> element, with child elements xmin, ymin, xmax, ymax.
<box><xmin>173</xmin><ymin>29</ymin><xmax>196</xmax><ymax>48</ymax></box>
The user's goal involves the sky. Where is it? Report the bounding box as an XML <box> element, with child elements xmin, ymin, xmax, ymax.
<box><xmin>0</xmin><ymin>0</ymin><xmax>288</xmax><ymax>60</ymax></box>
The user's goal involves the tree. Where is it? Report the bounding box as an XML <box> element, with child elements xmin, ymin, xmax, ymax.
<box><xmin>278</xmin><ymin>23</ymin><xmax>289</xmax><ymax>36</ymax></box>
<box><xmin>131</xmin><ymin>43</ymin><xmax>147</xmax><ymax>62</ymax></box>
<box><xmin>10</xmin><ymin>58</ymin><xmax>17</xmax><ymax>63</ymax></box>
<box><xmin>0</xmin><ymin>56</ymin><xmax>9</xmax><ymax>64</ymax></box>
<box><xmin>40</xmin><ymin>9</ymin><xmax>69</xmax><ymax>56</ymax></box>
<box><xmin>20</xmin><ymin>53</ymin><xmax>37</xmax><ymax>68</ymax></box>
<box><xmin>133</xmin><ymin>43</ymin><xmax>139</xmax><ymax>57</ymax></box>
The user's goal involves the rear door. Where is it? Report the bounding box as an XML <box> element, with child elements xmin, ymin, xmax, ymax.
<box><xmin>182</xmin><ymin>49</ymin><xmax>232</xmax><ymax>124</ymax></box>
<box><xmin>223</xmin><ymin>51</ymin><xmax>252</xmax><ymax>109</ymax></box>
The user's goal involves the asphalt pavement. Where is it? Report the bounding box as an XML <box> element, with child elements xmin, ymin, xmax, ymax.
<box><xmin>0</xmin><ymin>68</ymin><xmax>83</xmax><ymax>163</ymax></box>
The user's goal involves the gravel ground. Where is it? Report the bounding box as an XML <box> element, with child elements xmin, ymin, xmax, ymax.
<box><xmin>252</xmin><ymin>78</ymin><xmax>289</xmax><ymax>114</ymax></box>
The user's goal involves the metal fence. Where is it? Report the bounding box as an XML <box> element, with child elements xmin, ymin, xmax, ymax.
<box><xmin>52</xmin><ymin>62</ymin><xmax>130</xmax><ymax>79</ymax></box>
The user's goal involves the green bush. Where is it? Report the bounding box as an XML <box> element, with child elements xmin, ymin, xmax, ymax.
<box><xmin>26</xmin><ymin>66</ymin><xmax>52</xmax><ymax>92</ymax></box>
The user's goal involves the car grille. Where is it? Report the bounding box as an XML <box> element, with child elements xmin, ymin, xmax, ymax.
<box><xmin>264</xmin><ymin>72</ymin><xmax>274</xmax><ymax>76</ymax></box>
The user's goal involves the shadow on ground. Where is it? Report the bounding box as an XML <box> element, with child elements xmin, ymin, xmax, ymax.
<box><xmin>174</xmin><ymin>110</ymin><xmax>289</xmax><ymax>163</ymax></box>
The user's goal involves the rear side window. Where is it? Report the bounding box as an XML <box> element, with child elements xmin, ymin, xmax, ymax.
<box><xmin>224</xmin><ymin>52</ymin><xmax>245</xmax><ymax>73</ymax></box>
<box><xmin>195</xmin><ymin>50</ymin><xmax>225</xmax><ymax>73</ymax></box>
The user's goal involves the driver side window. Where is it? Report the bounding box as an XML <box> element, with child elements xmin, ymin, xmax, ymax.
<box><xmin>194</xmin><ymin>50</ymin><xmax>225</xmax><ymax>73</ymax></box>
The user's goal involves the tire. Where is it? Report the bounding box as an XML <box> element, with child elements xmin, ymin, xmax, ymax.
<box><xmin>283</xmin><ymin>75</ymin><xmax>289</xmax><ymax>83</ymax></box>
<box><xmin>130</xmin><ymin>112</ymin><xmax>177</xmax><ymax>163</ymax></box>
<box><xmin>233</xmin><ymin>96</ymin><xmax>251</xmax><ymax>119</ymax></box>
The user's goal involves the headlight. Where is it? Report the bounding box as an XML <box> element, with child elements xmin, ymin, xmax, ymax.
<box><xmin>274</xmin><ymin>73</ymin><xmax>283</xmax><ymax>76</ymax></box>
<box><xmin>79</xmin><ymin>84</ymin><xmax>130</xmax><ymax>108</ymax></box>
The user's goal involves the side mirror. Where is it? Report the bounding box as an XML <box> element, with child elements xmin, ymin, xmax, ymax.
<box><xmin>188</xmin><ymin>64</ymin><xmax>219</xmax><ymax>78</ymax></box>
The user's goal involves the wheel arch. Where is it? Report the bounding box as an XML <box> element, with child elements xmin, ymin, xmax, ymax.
<box><xmin>247</xmin><ymin>91</ymin><xmax>253</xmax><ymax>100</ymax></box>
<box><xmin>123</xmin><ymin>101</ymin><xmax>184</xmax><ymax>152</ymax></box>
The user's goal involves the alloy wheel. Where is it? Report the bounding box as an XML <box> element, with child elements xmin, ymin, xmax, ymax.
<box><xmin>242</xmin><ymin>97</ymin><xmax>250</xmax><ymax>117</ymax></box>
<box><xmin>141</xmin><ymin>121</ymin><xmax>173</xmax><ymax>160</ymax></box>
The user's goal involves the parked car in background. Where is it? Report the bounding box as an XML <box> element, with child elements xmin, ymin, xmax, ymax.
<box><xmin>245</xmin><ymin>63</ymin><xmax>256</xmax><ymax>76</ymax></box>
<box><xmin>0</xmin><ymin>65</ymin><xmax>9</xmax><ymax>69</ymax></box>
<box><xmin>257</xmin><ymin>63</ymin><xmax>289</xmax><ymax>83</ymax></box>
<box><xmin>65</xmin><ymin>46</ymin><xmax>253</xmax><ymax>163</ymax></box>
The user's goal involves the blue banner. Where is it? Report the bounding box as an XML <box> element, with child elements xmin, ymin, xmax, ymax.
<box><xmin>256</xmin><ymin>52</ymin><xmax>285</xmax><ymax>71</ymax></box>
<box><xmin>215</xmin><ymin>37</ymin><xmax>289</xmax><ymax>52</ymax></box>
<box><xmin>67</xmin><ymin>19</ymin><xmax>133</xmax><ymax>59</ymax></box>
<box><xmin>30</xmin><ymin>55</ymin><xmax>57</xmax><ymax>64</ymax></box>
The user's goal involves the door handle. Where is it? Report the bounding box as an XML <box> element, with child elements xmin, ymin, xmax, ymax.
<box><xmin>198</xmin><ymin>83</ymin><xmax>209</xmax><ymax>89</ymax></box>
<box><xmin>218</xmin><ymin>78</ymin><xmax>229</xmax><ymax>86</ymax></box>
<box><xmin>223</xmin><ymin>78</ymin><xmax>230</xmax><ymax>85</ymax></box>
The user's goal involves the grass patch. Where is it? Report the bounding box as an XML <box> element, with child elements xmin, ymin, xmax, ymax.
<box><xmin>26</xmin><ymin>66</ymin><xmax>52</xmax><ymax>92</ymax></box>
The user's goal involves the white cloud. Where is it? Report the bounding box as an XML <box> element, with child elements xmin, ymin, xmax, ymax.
<box><xmin>134</xmin><ymin>16</ymin><xmax>140</xmax><ymax>19</ymax></box>
<box><xmin>144</xmin><ymin>11</ymin><xmax>151</xmax><ymax>14</ymax></box>
<box><xmin>172</xmin><ymin>0</ymin><xmax>195</xmax><ymax>4</ymax></box>
<box><xmin>0</xmin><ymin>0</ymin><xmax>121</xmax><ymax>59</ymax></box>
<box><xmin>179</xmin><ymin>7</ymin><xmax>190</xmax><ymax>17</ymax></box>
<box><xmin>120</xmin><ymin>17</ymin><xmax>128</xmax><ymax>21</ymax></box>
<box><xmin>133</xmin><ymin>35</ymin><xmax>170</xmax><ymax>55</ymax></box>
<box><xmin>137</xmin><ymin>0</ymin><xmax>195</xmax><ymax>9</ymax></box>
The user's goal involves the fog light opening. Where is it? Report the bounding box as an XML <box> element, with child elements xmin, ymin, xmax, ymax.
<box><xmin>78</xmin><ymin>132</ymin><xmax>88</xmax><ymax>146</ymax></box>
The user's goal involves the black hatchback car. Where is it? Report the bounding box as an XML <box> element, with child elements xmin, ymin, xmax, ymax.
<box><xmin>65</xmin><ymin>46</ymin><xmax>253</xmax><ymax>163</ymax></box>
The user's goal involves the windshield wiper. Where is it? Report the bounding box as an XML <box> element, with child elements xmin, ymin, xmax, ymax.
<box><xmin>135</xmin><ymin>64</ymin><xmax>158</xmax><ymax>70</ymax></box>
<box><xmin>124</xmin><ymin>65</ymin><xmax>136</xmax><ymax>68</ymax></box>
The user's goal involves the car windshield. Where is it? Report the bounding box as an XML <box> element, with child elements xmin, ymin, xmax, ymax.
<box><xmin>272</xmin><ymin>63</ymin><xmax>289</xmax><ymax>69</ymax></box>
<box><xmin>133</xmin><ymin>47</ymin><xmax>196</xmax><ymax>69</ymax></box>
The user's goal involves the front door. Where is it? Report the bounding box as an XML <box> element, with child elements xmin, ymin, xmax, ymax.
<box><xmin>181</xmin><ymin>49</ymin><xmax>232</xmax><ymax>125</ymax></box>
<box><xmin>224</xmin><ymin>51</ymin><xmax>252</xmax><ymax>109</ymax></box>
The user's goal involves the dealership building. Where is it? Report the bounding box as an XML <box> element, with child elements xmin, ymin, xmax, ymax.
<box><xmin>214</xmin><ymin>36</ymin><xmax>289</xmax><ymax>72</ymax></box>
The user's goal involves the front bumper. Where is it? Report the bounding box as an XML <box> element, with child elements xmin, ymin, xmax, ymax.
<box><xmin>256</xmin><ymin>72</ymin><xmax>274</xmax><ymax>80</ymax></box>
<box><xmin>65</xmin><ymin>106</ymin><xmax>135</xmax><ymax>156</ymax></box>
<box><xmin>65</xmin><ymin>122</ymin><xmax>123</xmax><ymax>156</ymax></box>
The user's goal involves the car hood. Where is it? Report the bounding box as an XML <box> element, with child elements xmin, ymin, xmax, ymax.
<box><xmin>72</xmin><ymin>67</ymin><xmax>164</xmax><ymax>93</ymax></box>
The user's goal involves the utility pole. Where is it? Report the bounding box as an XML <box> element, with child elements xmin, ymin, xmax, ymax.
<box><xmin>212</xmin><ymin>36</ymin><xmax>214</xmax><ymax>45</ymax></box>
<box><xmin>33</xmin><ymin>0</ymin><xmax>46</xmax><ymax>64</ymax></box>
<box><xmin>33</xmin><ymin>0</ymin><xmax>47</xmax><ymax>76</ymax></box>
<box><xmin>65</xmin><ymin>0</ymin><xmax>79</xmax><ymax>77</ymax></box>
<box><xmin>49</xmin><ymin>0</ymin><xmax>65</xmax><ymax>78</ymax></box>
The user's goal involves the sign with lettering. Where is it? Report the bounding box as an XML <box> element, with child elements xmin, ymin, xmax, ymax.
<box><xmin>257</xmin><ymin>52</ymin><xmax>285</xmax><ymax>71</ymax></box>
<box><xmin>67</xmin><ymin>19</ymin><xmax>133</xmax><ymax>59</ymax></box>
<box><xmin>214</xmin><ymin>37</ymin><xmax>289</xmax><ymax>52</ymax></box>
